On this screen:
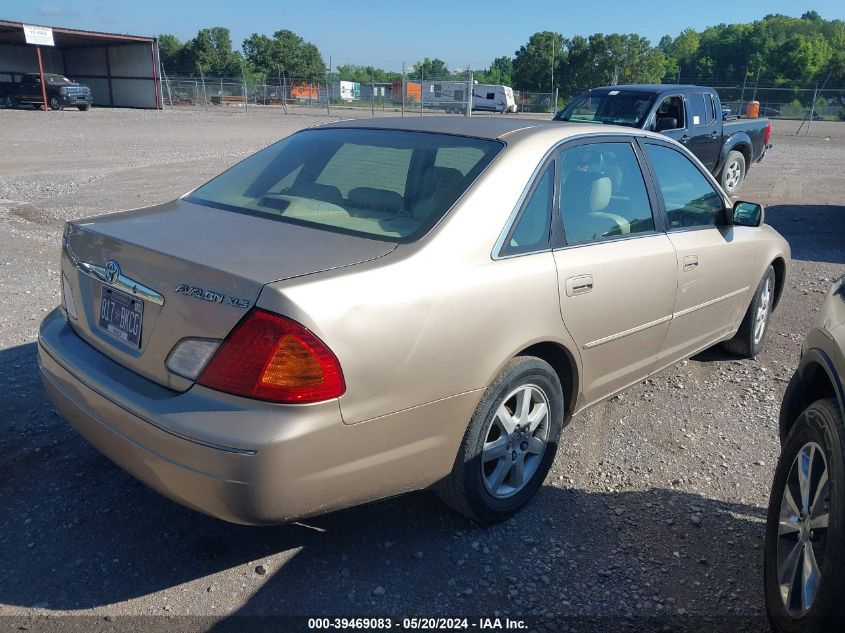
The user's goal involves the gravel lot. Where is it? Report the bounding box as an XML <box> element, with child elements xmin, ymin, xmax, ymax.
<box><xmin>1</xmin><ymin>108</ymin><xmax>844</xmax><ymax>632</ymax></box>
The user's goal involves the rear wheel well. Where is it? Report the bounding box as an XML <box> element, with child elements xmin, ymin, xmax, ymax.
<box><xmin>771</xmin><ymin>257</ymin><xmax>786</xmax><ymax>310</ymax></box>
<box><xmin>733</xmin><ymin>143</ymin><xmax>751</xmax><ymax>167</ymax></box>
<box><xmin>518</xmin><ymin>342</ymin><xmax>577</xmax><ymax>422</ymax></box>
<box><xmin>780</xmin><ymin>362</ymin><xmax>837</xmax><ymax>441</ymax></box>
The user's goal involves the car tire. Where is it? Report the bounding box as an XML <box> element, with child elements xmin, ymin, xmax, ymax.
<box><xmin>78</xmin><ymin>104</ymin><xmax>91</xmax><ymax>111</ymax></box>
<box><xmin>723</xmin><ymin>265</ymin><xmax>775</xmax><ymax>358</ymax></box>
<box><xmin>437</xmin><ymin>356</ymin><xmax>563</xmax><ymax>524</ymax></box>
<box><xmin>49</xmin><ymin>96</ymin><xmax>61</xmax><ymax>111</ymax></box>
<box><xmin>3</xmin><ymin>95</ymin><xmax>15</xmax><ymax>109</ymax></box>
<box><xmin>764</xmin><ymin>399</ymin><xmax>845</xmax><ymax>633</ymax></box>
<box><xmin>720</xmin><ymin>149</ymin><xmax>746</xmax><ymax>195</ymax></box>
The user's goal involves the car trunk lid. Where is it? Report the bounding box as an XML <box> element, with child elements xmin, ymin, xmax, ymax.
<box><xmin>62</xmin><ymin>198</ymin><xmax>396</xmax><ymax>390</ymax></box>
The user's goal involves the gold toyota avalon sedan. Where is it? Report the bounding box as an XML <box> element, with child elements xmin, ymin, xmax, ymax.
<box><xmin>38</xmin><ymin>117</ymin><xmax>789</xmax><ymax>525</ymax></box>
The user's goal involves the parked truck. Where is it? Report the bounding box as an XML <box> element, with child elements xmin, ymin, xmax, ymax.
<box><xmin>554</xmin><ymin>84</ymin><xmax>771</xmax><ymax>194</ymax></box>
<box><xmin>1</xmin><ymin>73</ymin><xmax>92</xmax><ymax>111</ymax></box>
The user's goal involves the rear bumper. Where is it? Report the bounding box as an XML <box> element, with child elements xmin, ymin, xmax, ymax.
<box><xmin>38</xmin><ymin>309</ymin><xmax>474</xmax><ymax>524</ymax></box>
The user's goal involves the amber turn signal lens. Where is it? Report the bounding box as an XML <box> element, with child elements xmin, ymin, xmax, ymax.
<box><xmin>261</xmin><ymin>335</ymin><xmax>325</xmax><ymax>387</ymax></box>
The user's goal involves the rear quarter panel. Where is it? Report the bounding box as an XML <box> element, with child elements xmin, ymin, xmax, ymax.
<box><xmin>258</xmin><ymin>131</ymin><xmax>584</xmax><ymax>425</ymax></box>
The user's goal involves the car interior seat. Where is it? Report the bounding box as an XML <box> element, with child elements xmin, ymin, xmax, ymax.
<box><xmin>561</xmin><ymin>171</ymin><xmax>630</xmax><ymax>243</ymax></box>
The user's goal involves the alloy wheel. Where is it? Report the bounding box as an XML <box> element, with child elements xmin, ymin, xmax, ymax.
<box><xmin>776</xmin><ymin>441</ymin><xmax>830</xmax><ymax>618</ymax></box>
<box><xmin>481</xmin><ymin>384</ymin><xmax>549</xmax><ymax>498</ymax></box>
<box><xmin>725</xmin><ymin>160</ymin><xmax>742</xmax><ymax>190</ymax></box>
<box><xmin>753</xmin><ymin>277</ymin><xmax>773</xmax><ymax>345</ymax></box>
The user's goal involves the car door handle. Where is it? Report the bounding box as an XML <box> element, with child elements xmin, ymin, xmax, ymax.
<box><xmin>566</xmin><ymin>275</ymin><xmax>593</xmax><ymax>297</ymax></box>
<box><xmin>683</xmin><ymin>255</ymin><xmax>699</xmax><ymax>272</ymax></box>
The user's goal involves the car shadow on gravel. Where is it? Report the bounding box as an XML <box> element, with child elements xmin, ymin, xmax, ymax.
<box><xmin>765</xmin><ymin>204</ymin><xmax>845</xmax><ymax>265</ymax></box>
<box><xmin>0</xmin><ymin>341</ymin><xmax>768</xmax><ymax>630</ymax></box>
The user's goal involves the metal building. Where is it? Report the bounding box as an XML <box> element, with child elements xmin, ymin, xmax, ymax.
<box><xmin>0</xmin><ymin>20</ymin><xmax>161</xmax><ymax>108</ymax></box>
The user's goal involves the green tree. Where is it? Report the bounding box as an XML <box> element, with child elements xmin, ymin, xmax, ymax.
<box><xmin>180</xmin><ymin>27</ymin><xmax>243</xmax><ymax>75</ymax></box>
<box><xmin>408</xmin><ymin>58</ymin><xmax>451</xmax><ymax>80</ymax></box>
<box><xmin>242</xmin><ymin>29</ymin><xmax>325</xmax><ymax>79</ymax></box>
<box><xmin>513</xmin><ymin>31</ymin><xmax>566</xmax><ymax>91</ymax></box>
<box><xmin>158</xmin><ymin>34</ymin><xmax>183</xmax><ymax>73</ymax></box>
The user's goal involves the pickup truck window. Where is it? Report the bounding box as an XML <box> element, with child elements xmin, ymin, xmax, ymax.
<box><xmin>706</xmin><ymin>94</ymin><xmax>717</xmax><ymax>124</ymax></box>
<box><xmin>690</xmin><ymin>93</ymin><xmax>715</xmax><ymax>126</ymax></box>
<box><xmin>559</xmin><ymin>142</ymin><xmax>655</xmax><ymax>244</ymax></box>
<box><xmin>555</xmin><ymin>91</ymin><xmax>654</xmax><ymax>127</ymax></box>
<box><xmin>644</xmin><ymin>144</ymin><xmax>723</xmax><ymax>230</ymax></box>
<box><xmin>655</xmin><ymin>96</ymin><xmax>685</xmax><ymax>131</ymax></box>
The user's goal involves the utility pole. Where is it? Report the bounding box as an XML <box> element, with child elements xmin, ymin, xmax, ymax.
<box><xmin>326</xmin><ymin>55</ymin><xmax>331</xmax><ymax>117</ymax></box>
<box><xmin>751</xmin><ymin>64</ymin><xmax>762</xmax><ymax>102</ymax></box>
<box><xmin>240</xmin><ymin>61</ymin><xmax>248</xmax><ymax>113</ymax></box>
<box><xmin>739</xmin><ymin>65</ymin><xmax>748</xmax><ymax>108</ymax></box>
<box><xmin>199</xmin><ymin>65</ymin><xmax>208</xmax><ymax>112</ymax></box>
<box><xmin>401</xmin><ymin>61</ymin><xmax>405</xmax><ymax>117</ymax></box>
<box><xmin>466</xmin><ymin>71</ymin><xmax>473</xmax><ymax>118</ymax></box>
<box><xmin>550</xmin><ymin>34</ymin><xmax>555</xmax><ymax>97</ymax></box>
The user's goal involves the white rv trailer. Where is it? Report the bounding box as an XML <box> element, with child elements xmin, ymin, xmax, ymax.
<box><xmin>422</xmin><ymin>81</ymin><xmax>516</xmax><ymax>113</ymax></box>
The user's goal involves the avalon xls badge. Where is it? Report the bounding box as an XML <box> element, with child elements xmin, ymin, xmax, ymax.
<box><xmin>174</xmin><ymin>284</ymin><xmax>251</xmax><ymax>308</ymax></box>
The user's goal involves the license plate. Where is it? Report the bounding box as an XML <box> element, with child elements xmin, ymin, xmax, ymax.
<box><xmin>98</xmin><ymin>287</ymin><xmax>143</xmax><ymax>347</ymax></box>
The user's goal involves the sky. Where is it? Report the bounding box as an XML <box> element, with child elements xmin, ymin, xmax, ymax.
<box><xmin>7</xmin><ymin>0</ymin><xmax>845</xmax><ymax>71</ymax></box>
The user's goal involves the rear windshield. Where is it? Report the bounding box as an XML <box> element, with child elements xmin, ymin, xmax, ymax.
<box><xmin>555</xmin><ymin>91</ymin><xmax>655</xmax><ymax>127</ymax></box>
<box><xmin>186</xmin><ymin>128</ymin><xmax>503</xmax><ymax>242</ymax></box>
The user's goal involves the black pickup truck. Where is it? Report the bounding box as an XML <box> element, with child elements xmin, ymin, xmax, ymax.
<box><xmin>554</xmin><ymin>84</ymin><xmax>771</xmax><ymax>194</ymax></box>
<box><xmin>1</xmin><ymin>73</ymin><xmax>92</xmax><ymax>111</ymax></box>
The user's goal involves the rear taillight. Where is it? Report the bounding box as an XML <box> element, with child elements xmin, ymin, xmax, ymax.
<box><xmin>197</xmin><ymin>308</ymin><xmax>345</xmax><ymax>404</ymax></box>
<box><xmin>764</xmin><ymin>122</ymin><xmax>771</xmax><ymax>145</ymax></box>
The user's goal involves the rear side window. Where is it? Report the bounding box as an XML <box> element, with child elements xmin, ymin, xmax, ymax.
<box><xmin>502</xmin><ymin>166</ymin><xmax>553</xmax><ymax>256</ymax></box>
<box><xmin>558</xmin><ymin>142</ymin><xmax>655</xmax><ymax>245</ymax></box>
<box><xmin>689</xmin><ymin>93</ymin><xmax>713</xmax><ymax>126</ymax></box>
<box><xmin>186</xmin><ymin>129</ymin><xmax>502</xmax><ymax>242</ymax></box>
<box><xmin>644</xmin><ymin>144</ymin><xmax>724</xmax><ymax>229</ymax></box>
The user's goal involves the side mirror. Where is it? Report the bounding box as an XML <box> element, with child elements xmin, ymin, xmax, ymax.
<box><xmin>730</xmin><ymin>201</ymin><xmax>764</xmax><ymax>227</ymax></box>
<box><xmin>655</xmin><ymin>117</ymin><xmax>678</xmax><ymax>132</ymax></box>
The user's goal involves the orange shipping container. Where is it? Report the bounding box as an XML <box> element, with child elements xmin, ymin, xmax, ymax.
<box><xmin>391</xmin><ymin>81</ymin><xmax>421</xmax><ymax>103</ymax></box>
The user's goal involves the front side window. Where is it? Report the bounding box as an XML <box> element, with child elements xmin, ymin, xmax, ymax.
<box><xmin>655</xmin><ymin>96</ymin><xmax>685</xmax><ymax>130</ymax></box>
<box><xmin>558</xmin><ymin>142</ymin><xmax>655</xmax><ymax>245</ymax></box>
<box><xmin>502</xmin><ymin>166</ymin><xmax>553</xmax><ymax>256</ymax></box>
<box><xmin>644</xmin><ymin>144</ymin><xmax>724</xmax><ymax>229</ymax></box>
<box><xmin>186</xmin><ymin>129</ymin><xmax>502</xmax><ymax>242</ymax></box>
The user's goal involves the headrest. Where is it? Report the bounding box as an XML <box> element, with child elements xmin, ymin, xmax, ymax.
<box><xmin>589</xmin><ymin>176</ymin><xmax>612</xmax><ymax>212</ymax></box>
<box><xmin>348</xmin><ymin>187</ymin><xmax>404</xmax><ymax>212</ymax></box>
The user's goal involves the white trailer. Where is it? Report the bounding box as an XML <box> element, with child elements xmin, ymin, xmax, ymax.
<box><xmin>473</xmin><ymin>84</ymin><xmax>516</xmax><ymax>113</ymax></box>
<box><xmin>330</xmin><ymin>80</ymin><xmax>360</xmax><ymax>101</ymax></box>
<box><xmin>422</xmin><ymin>81</ymin><xmax>516</xmax><ymax>113</ymax></box>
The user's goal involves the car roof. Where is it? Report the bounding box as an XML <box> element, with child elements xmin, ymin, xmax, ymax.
<box><xmin>587</xmin><ymin>84</ymin><xmax>710</xmax><ymax>93</ymax></box>
<box><xmin>314</xmin><ymin>116</ymin><xmax>657</xmax><ymax>142</ymax></box>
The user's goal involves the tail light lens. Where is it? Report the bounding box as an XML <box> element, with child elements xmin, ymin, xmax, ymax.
<box><xmin>197</xmin><ymin>308</ymin><xmax>345</xmax><ymax>404</ymax></box>
<box><xmin>764</xmin><ymin>122</ymin><xmax>771</xmax><ymax>146</ymax></box>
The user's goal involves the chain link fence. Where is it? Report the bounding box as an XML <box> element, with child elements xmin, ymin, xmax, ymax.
<box><xmin>158</xmin><ymin>70</ymin><xmax>559</xmax><ymax>118</ymax></box>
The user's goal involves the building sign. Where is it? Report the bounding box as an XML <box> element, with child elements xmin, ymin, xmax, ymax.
<box><xmin>23</xmin><ymin>24</ymin><xmax>55</xmax><ymax>47</ymax></box>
